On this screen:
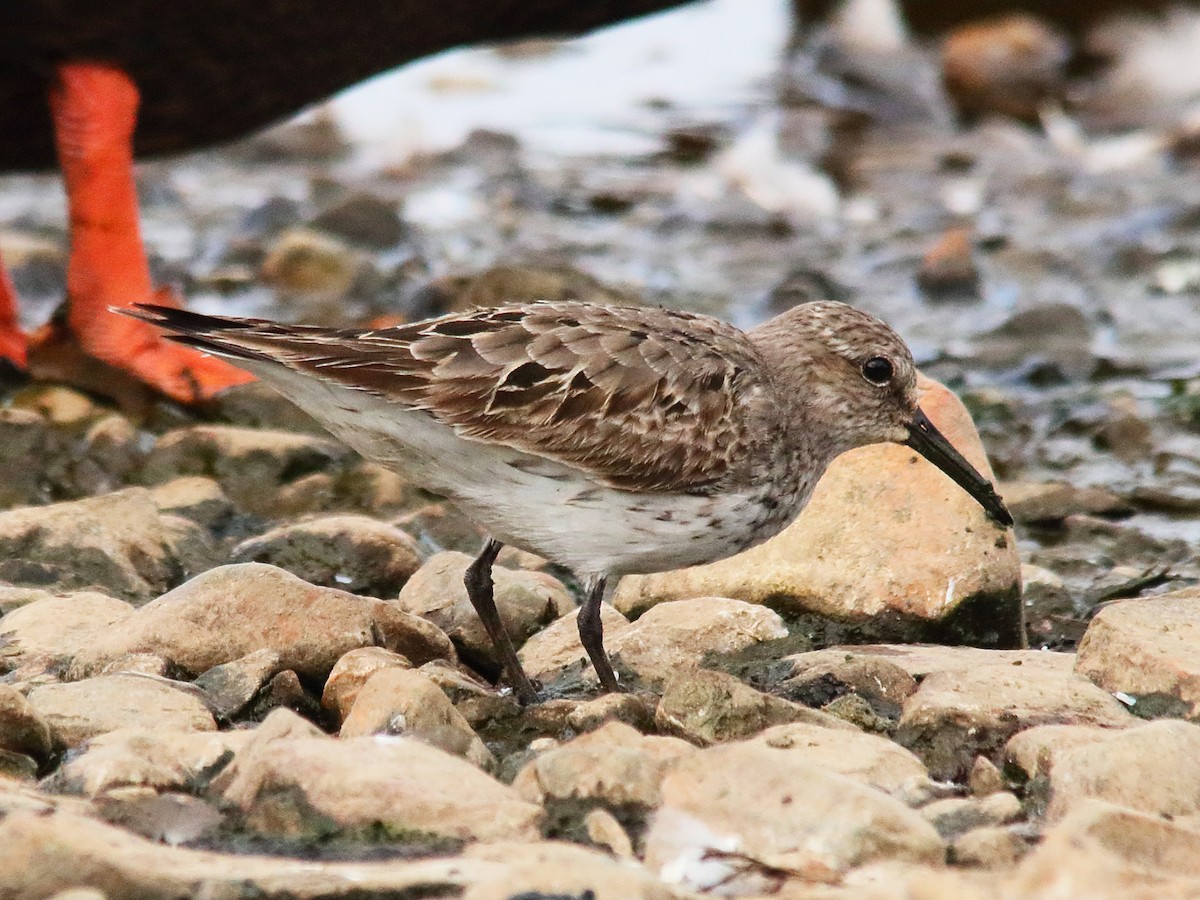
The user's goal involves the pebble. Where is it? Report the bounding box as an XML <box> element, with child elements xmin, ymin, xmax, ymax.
<box><xmin>951</xmin><ymin>825</ymin><xmax>1029</xmax><ymax>869</ymax></box>
<box><xmin>779</xmin><ymin>648</ymin><xmax>918</xmax><ymax>710</ymax></box>
<box><xmin>1075</xmin><ymin>590</ymin><xmax>1200</xmax><ymax>721</ymax></box>
<box><xmin>339</xmin><ymin>667</ymin><xmax>494</xmax><ymax>769</ymax></box>
<box><xmin>69</xmin><ymin>563</ymin><xmax>453</xmax><ymax>680</ymax></box>
<box><xmin>27</xmin><ymin>675</ymin><xmax>216</xmax><ymax>750</ymax></box>
<box><xmin>643</xmin><ymin>741</ymin><xmax>943</xmax><ymax>892</ymax></box>
<box><xmin>397</xmin><ymin>551</ymin><xmax>572</xmax><ymax>671</ymax></box>
<box><xmin>999</xmin><ymin>480</ymin><xmax>1132</xmax><ymax>524</ymax></box>
<box><xmin>461</xmin><ymin>841</ymin><xmax>682</xmax><ymax>900</ymax></box>
<box><xmin>896</xmin><ymin>659</ymin><xmax>1135</xmax><ymax>780</ymax></box>
<box><xmin>0</xmin><ymin>488</ymin><xmax>215</xmax><ymax>602</ymax></box>
<box><xmin>321</xmin><ymin>646</ymin><xmax>413</xmax><ymax>723</ymax></box>
<box><xmin>615</xmin><ymin>380</ymin><xmax>1022</xmax><ymax>648</ymax></box>
<box><xmin>308</xmin><ymin>191</ymin><xmax>407</xmax><ymax>249</ymax></box>
<box><xmin>143</xmin><ymin>425</ymin><xmax>354</xmax><ymax>517</ymax></box>
<box><xmin>517</xmin><ymin>602</ymin><xmax>633</xmax><ymax>684</ymax></box>
<box><xmin>260</xmin><ymin>227</ymin><xmax>369</xmax><ymax>296</ymax></box>
<box><xmin>0</xmin><ymin>591</ymin><xmax>133</xmax><ymax>667</ymax></box>
<box><xmin>231</xmin><ymin>514</ymin><xmax>423</xmax><ymax>597</ymax></box>
<box><xmin>916</xmin><ymin>225</ymin><xmax>980</xmax><ymax>299</ymax></box>
<box><xmin>193</xmin><ymin>649</ymin><xmax>284</xmax><ymax>721</ymax></box>
<box><xmin>654</xmin><ymin>668</ymin><xmax>852</xmax><ymax>746</ymax></box>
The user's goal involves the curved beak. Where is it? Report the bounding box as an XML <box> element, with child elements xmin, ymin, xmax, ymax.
<box><xmin>905</xmin><ymin>408</ymin><xmax>1013</xmax><ymax>528</ymax></box>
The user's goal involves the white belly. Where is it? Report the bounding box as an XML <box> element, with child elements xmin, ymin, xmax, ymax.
<box><xmin>253</xmin><ymin>365</ymin><xmax>799</xmax><ymax>577</ymax></box>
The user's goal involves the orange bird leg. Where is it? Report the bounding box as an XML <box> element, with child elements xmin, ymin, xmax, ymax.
<box><xmin>0</xmin><ymin>248</ymin><xmax>27</xmax><ymax>370</ymax></box>
<box><xmin>45</xmin><ymin>62</ymin><xmax>252</xmax><ymax>403</ymax></box>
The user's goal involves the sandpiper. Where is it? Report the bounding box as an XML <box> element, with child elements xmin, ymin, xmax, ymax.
<box><xmin>123</xmin><ymin>300</ymin><xmax>1011</xmax><ymax>704</ymax></box>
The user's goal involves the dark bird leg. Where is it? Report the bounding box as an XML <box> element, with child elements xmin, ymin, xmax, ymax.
<box><xmin>578</xmin><ymin>574</ymin><xmax>620</xmax><ymax>693</ymax></box>
<box><xmin>29</xmin><ymin>62</ymin><xmax>252</xmax><ymax>404</ymax></box>
<box><xmin>464</xmin><ymin>538</ymin><xmax>539</xmax><ymax>706</ymax></box>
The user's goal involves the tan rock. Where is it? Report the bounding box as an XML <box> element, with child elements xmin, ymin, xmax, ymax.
<box><xmin>518</xmin><ymin>602</ymin><xmax>634</xmax><ymax>683</ymax></box>
<box><xmin>513</xmin><ymin>721</ymin><xmax>696</xmax><ymax>812</ymax></box>
<box><xmin>0</xmin><ymin>488</ymin><xmax>215</xmax><ymax>602</ymax></box>
<box><xmin>968</xmin><ymin>755</ymin><xmax>1006</xmax><ymax>797</ymax></box>
<box><xmin>231</xmin><ymin>514</ymin><xmax>422</xmax><ymax>598</ymax></box>
<box><xmin>749</xmin><ymin>722</ymin><xmax>931</xmax><ymax>796</ymax></box>
<box><xmin>951</xmin><ymin>825</ymin><xmax>1028</xmax><ymax>869</ymax></box>
<box><xmin>148</xmin><ymin>476</ymin><xmax>235</xmax><ymax>529</ymax></box>
<box><xmin>28</xmin><ymin>674</ymin><xmax>216</xmax><ymax>750</ymax></box>
<box><xmin>46</xmin><ymin>727</ymin><xmax>251</xmax><ymax>797</ymax></box>
<box><xmin>1004</xmin><ymin>723</ymin><xmax>1115</xmax><ymax>784</ymax></box>
<box><xmin>1075</xmin><ymin>590</ymin><xmax>1200</xmax><ymax>721</ymax></box>
<box><xmin>1007</xmin><ymin>800</ymin><xmax>1200</xmax><ymax>896</ymax></box>
<box><xmin>780</xmin><ymin>648</ymin><xmax>918</xmax><ymax>708</ymax></box>
<box><xmin>97</xmin><ymin>653</ymin><xmax>171</xmax><ymax>677</ymax></box>
<box><xmin>836</xmin><ymin>644</ymin><xmax>1074</xmax><ymax>680</ymax></box>
<box><xmin>0</xmin><ymin>585</ymin><xmax>61</xmax><ymax>617</ymax></box>
<box><xmin>920</xmin><ymin>792</ymin><xmax>1022</xmax><ymax>839</ymax></box>
<box><xmin>220</xmin><ymin>730</ymin><xmax>540</xmax><ymax>841</ymax></box>
<box><xmin>462</xmin><ymin>841</ymin><xmax>686</xmax><ymax>900</ymax></box>
<box><xmin>0</xmin><ymin>592</ymin><xmax>133</xmax><ymax>666</ymax></box>
<box><xmin>261</xmin><ymin>227</ymin><xmax>367</xmax><ymax>294</ymax></box>
<box><xmin>69</xmin><ymin>563</ymin><xmax>453</xmax><ymax>680</ymax></box>
<box><xmin>896</xmin><ymin>661</ymin><xmax>1134</xmax><ymax>779</ymax></box>
<box><xmin>615</xmin><ymin>380</ymin><xmax>1021</xmax><ymax>648</ymax></box>
<box><xmin>644</xmin><ymin>741</ymin><xmax>943</xmax><ymax>891</ymax></box>
<box><xmin>143</xmin><ymin>425</ymin><xmax>354</xmax><ymax>517</ymax></box>
<box><xmin>1018</xmin><ymin>720</ymin><xmax>1200</xmax><ymax>821</ymax></box>
<box><xmin>0</xmin><ymin>684</ymin><xmax>52</xmax><ymax>761</ymax></box>
<box><xmin>398</xmin><ymin>551</ymin><xmax>572</xmax><ymax>669</ymax></box>
<box><xmin>655</xmin><ymin>669</ymin><xmax>852</xmax><ymax>745</ymax></box>
<box><xmin>321</xmin><ymin>646</ymin><xmax>412</xmax><ymax>722</ymax></box>
<box><xmin>0</xmin><ymin>806</ymin><xmax>499</xmax><ymax>899</ymax></box>
<box><xmin>340</xmin><ymin>667</ymin><xmax>493</xmax><ymax>769</ymax></box>
<box><xmin>999</xmin><ymin>480</ymin><xmax>1131</xmax><ymax>523</ymax></box>
<box><xmin>194</xmin><ymin>649</ymin><xmax>285</xmax><ymax>721</ymax></box>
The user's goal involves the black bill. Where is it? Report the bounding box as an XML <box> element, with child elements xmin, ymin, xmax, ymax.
<box><xmin>905</xmin><ymin>408</ymin><xmax>1013</xmax><ymax>528</ymax></box>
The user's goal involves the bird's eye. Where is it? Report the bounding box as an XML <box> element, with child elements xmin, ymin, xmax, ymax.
<box><xmin>862</xmin><ymin>356</ymin><xmax>893</xmax><ymax>385</ymax></box>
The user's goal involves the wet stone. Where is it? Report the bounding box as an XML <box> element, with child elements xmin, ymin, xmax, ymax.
<box><xmin>69</xmin><ymin>563</ymin><xmax>454</xmax><ymax>681</ymax></box>
<box><xmin>231</xmin><ymin>514</ymin><xmax>422</xmax><ymax>598</ymax></box>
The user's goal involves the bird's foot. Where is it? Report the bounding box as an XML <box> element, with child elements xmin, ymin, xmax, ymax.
<box><xmin>28</xmin><ymin>289</ymin><xmax>254</xmax><ymax>407</ymax></box>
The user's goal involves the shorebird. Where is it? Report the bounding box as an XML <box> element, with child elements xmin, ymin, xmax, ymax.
<box><xmin>124</xmin><ymin>300</ymin><xmax>1012</xmax><ymax>704</ymax></box>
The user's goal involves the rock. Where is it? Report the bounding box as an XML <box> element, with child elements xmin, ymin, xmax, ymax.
<box><xmin>71</xmin><ymin>414</ymin><xmax>143</xmax><ymax>494</ymax></box>
<box><xmin>46</xmin><ymin>727</ymin><xmax>250</xmax><ymax>797</ymax></box>
<box><xmin>340</xmin><ymin>667</ymin><xmax>493</xmax><ymax>769</ymax></box>
<box><xmin>565</xmin><ymin>692</ymin><xmax>658</xmax><ymax>734</ymax></box>
<box><xmin>999</xmin><ymin>480</ymin><xmax>1132</xmax><ymax>524</ymax></box>
<box><xmin>916</xmin><ymin>226</ymin><xmax>979</xmax><ymax>299</ymax></box>
<box><xmin>210</xmin><ymin>380</ymin><xmax>326</xmax><ymax>434</ymax></box>
<box><xmin>98</xmin><ymin>654</ymin><xmax>171</xmax><ymax>678</ymax></box>
<box><xmin>976</xmin><ymin>304</ymin><xmax>1093</xmax><ymax>377</ymax></box>
<box><xmin>1008</xmin><ymin>719</ymin><xmax>1200</xmax><ymax>821</ymax></box>
<box><xmin>1075</xmin><ymin>590</ymin><xmax>1200</xmax><ymax>721</ymax></box>
<box><xmin>748</xmin><ymin>722</ymin><xmax>932</xmax><ymax>796</ymax></box>
<box><xmin>969</xmin><ymin>755</ymin><xmax>1006</xmax><ymax>796</ymax></box>
<box><xmin>231</xmin><ymin>514</ymin><xmax>422</xmax><ymax>597</ymax></box>
<box><xmin>919</xmin><ymin>792</ymin><xmax>1022</xmax><ymax>839</ymax></box>
<box><xmin>644</xmin><ymin>741</ymin><xmax>943</xmax><ymax>891</ymax></box>
<box><xmin>94</xmin><ymin>787</ymin><xmax>226</xmax><ymax>845</ymax></box>
<box><xmin>148</xmin><ymin>477</ymin><xmax>235</xmax><ymax>530</ymax></box>
<box><xmin>897</xmin><ymin>661</ymin><xmax>1134</xmax><ymax>780</ymax></box>
<box><xmin>414</xmin><ymin>265</ymin><xmax>636</xmax><ymax>318</ymax></box>
<box><xmin>0</xmin><ymin>805</ymin><xmax>499</xmax><ymax>898</ymax></box>
<box><xmin>615</xmin><ymin>379</ymin><xmax>1022</xmax><ymax>648</ymax></box>
<box><xmin>512</xmin><ymin>721</ymin><xmax>696</xmax><ymax>837</ymax></box>
<box><xmin>69</xmin><ymin>563</ymin><xmax>453</xmax><ymax>680</ymax></box>
<box><xmin>194</xmin><ymin>650</ymin><xmax>284</xmax><ymax>721</ymax></box>
<box><xmin>143</xmin><ymin>425</ymin><xmax>354</xmax><ymax>517</ymax></box>
<box><xmin>778</xmin><ymin>648</ymin><xmax>918</xmax><ymax>711</ymax></box>
<box><xmin>28</xmin><ymin>674</ymin><xmax>216</xmax><ymax>750</ymax></box>
<box><xmin>523</xmin><ymin>597</ymin><xmax>787</xmax><ymax>690</ymax></box>
<box><xmin>219</xmin><ymin>728</ymin><xmax>541</xmax><ymax>842</ymax></box>
<box><xmin>260</xmin><ymin>227</ymin><xmax>368</xmax><ymax>295</ymax></box>
<box><xmin>0</xmin><ymin>684</ymin><xmax>52</xmax><ymax>761</ymax></box>
<box><xmin>309</xmin><ymin>191</ymin><xmax>406</xmax><ymax>249</ymax></box>
<box><xmin>951</xmin><ymin>826</ymin><xmax>1029</xmax><ymax>868</ymax></box>
<box><xmin>1007</xmin><ymin>800</ymin><xmax>1200</xmax><ymax>895</ymax></box>
<box><xmin>585</xmin><ymin>808</ymin><xmax>636</xmax><ymax>858</ymax></box>
<box><xmin>321</xmin><ymin>646</ymin><xmax>412</xmax><ymax>722</ymax></box>
<box><xmin>0</xmin><ymin>592</ymin><xmax>133</xmax><ymax>668</ymax></box>
<box><xmin>518</xmin><ymin>602</ymin><xmax>633</xmax><ymax>684</ymax></box>
<box><xmin>0</xmin><ymin>488</ymin><xmax>215</xmax><ymax>602</ymax></box>
<box><xmin>462</xmin><ymin>841</ymin><xmax>686</xmax><ymax>900</ymax></box>
<box><xmin>0</xmin><ymin>586</ymin><xmax>60</xmax><ymax>616</ymax></box>
<box><xmin>655</xmin><ymin>669</ymin><xmax>852</xmax><ymax>745</ymax></box>
<box><xmin>0</xmin><ymin>408</ymin><xmax>52</xmax><ymax>506</ymax></box>
<box><xmin>10</xmin><ymin>384</ymin><xmax>99</xmax><ymax>428</ymax></box>
<box><xmin>397</xmin><ymin>551</ymin><xmax>572</xmax><ymax>672</ymax></box>
<box><xmin>244</xmin><ymin>669</ymin><xmax>323</xmax><ymax>723</ymax></box>
<box><xmin>843</xmin><ymin>643</ymin><xmax>1075</xmax><ymax>680</ymax></box>
<box><xmin>941</xmin><ymin>14</ymin><xmax>1068</xmax><ymax>121</ymax></box>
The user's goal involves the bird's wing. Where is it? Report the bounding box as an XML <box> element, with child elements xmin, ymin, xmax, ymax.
<box><xmin>127</xmin><ymin>301</ymin><xmax>773</xmax><ymax>493</ymax></box>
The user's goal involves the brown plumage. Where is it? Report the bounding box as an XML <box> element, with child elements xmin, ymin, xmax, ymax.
<box><xmin>124</xmin><ymin>300</ymin><xmax>1012</xmax><ymax>704</ymax></box>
